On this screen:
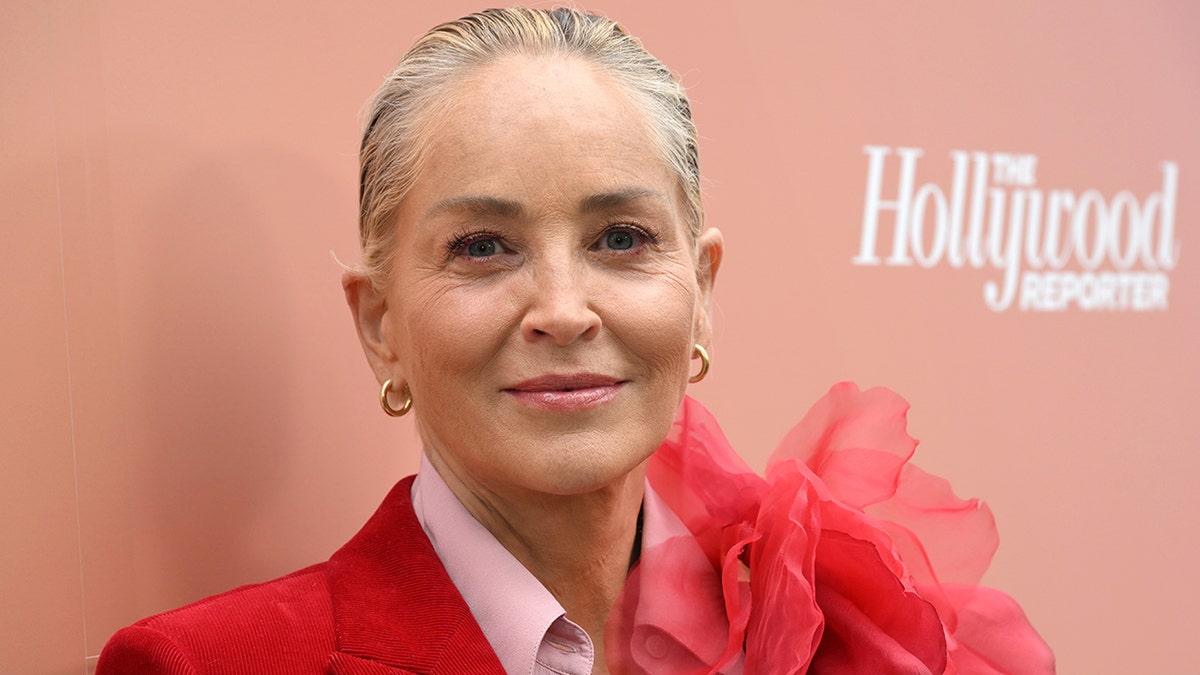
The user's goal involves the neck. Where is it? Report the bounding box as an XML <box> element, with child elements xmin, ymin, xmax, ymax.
<box><xmin>429</xmin><ymin>453</ymin><xmax>646</xmax><ymax>672</ymax></box>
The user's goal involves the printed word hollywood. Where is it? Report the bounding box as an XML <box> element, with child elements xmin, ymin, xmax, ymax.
<box><xmin>853</xmin><ymin>146</ymin><xmax>1180</xmax><ymax>312</ymax></box>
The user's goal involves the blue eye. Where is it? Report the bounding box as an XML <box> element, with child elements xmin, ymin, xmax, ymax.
<box><xmin>466</xmin><ymin>238</ymin><xmax>499</xmax><ymax>257</ymax></box>
<box><xmin>598</xmin><ymin>226</ymin><xmax>656</xmax><ymax>253</ymax></box>
<box><xmin>447</xmin><ymin>232</ymin><xmax>510</xmax><ymax>261</ymax></box>
<box><xmin>605</xmin><ymin>229</ymin><xmax>637</xmax><ymax>250</ymax></box>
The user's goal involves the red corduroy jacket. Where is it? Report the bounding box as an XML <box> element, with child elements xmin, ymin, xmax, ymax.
<box><xmin>95</xmin><ymin>476</ymin><xmax>507</xmax><ymax>674</ymax></box>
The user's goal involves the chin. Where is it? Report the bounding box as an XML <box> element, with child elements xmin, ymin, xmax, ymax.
<box><xmin>528</xmin><ymin>438</ymin><xmax>655</xmax><ymax>497</ymax></box>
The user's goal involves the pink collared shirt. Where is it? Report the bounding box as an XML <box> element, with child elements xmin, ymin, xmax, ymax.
<box><xmin>411</xmin><ymin>455</ymin><xmax>736</xmax><ymax>675</ymax></box>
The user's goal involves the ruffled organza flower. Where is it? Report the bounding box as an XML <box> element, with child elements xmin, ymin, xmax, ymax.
<box><xmin>606</xmin><ymin>383</ymin><xmax>1055</xmax><ymax>675</ymax></box>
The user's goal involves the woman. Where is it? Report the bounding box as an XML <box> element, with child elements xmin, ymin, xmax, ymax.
<box><xmin>98</xmin><ymin>7</ymin><xmax>1053</xmax><ymax>674</ymax></box>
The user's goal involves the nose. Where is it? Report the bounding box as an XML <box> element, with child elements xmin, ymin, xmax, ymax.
<box><xmin>520</xmin><ymin>258</ymin><xmax>602</xmax><ymax>346</ymax></box>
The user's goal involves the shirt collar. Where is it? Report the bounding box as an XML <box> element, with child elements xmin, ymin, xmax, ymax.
<box><xmin>412</xmin><ymin>454</ymin><xmax>567</xmax><ymax>675</ymax></box>
<box><xmin>412</xmin><ymin>454</ymin><xmax>731</xmax><ymax>674</ymax></box>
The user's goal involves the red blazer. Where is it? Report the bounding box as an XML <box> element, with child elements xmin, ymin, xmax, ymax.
<box><xmin>96</xmin><ymin>477</ymin><xmax>508</xmax><ymax>674</ymax></box>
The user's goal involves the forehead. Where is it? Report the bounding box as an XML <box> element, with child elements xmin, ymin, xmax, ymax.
<box><xmin>411</xmin><ymin>54</ymin><xmax>673</xmax><ymax>198</ymax></box>
<box><xmin>450</xmin><ymin>53</ymin><xmax>653</xmax><ymax>142</ymax></box>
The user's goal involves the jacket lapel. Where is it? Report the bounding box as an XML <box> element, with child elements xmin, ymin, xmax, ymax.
<box><xmin>327</xmin><ymin>652</ymin><xmax>419</xmax><ymax>675</ymax></box>
<box><xmin>326</xmin><ymin>476</ymin><xmax>507</xmax><ymax>675</ymax></box>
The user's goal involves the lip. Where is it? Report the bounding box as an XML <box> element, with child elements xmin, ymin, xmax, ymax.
<box><xmin>504</xmin><ymin>373</ymin><xmax>626</xmax><ymax>412</ymax></box>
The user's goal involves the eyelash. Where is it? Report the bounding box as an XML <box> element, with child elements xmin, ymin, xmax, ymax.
<box><xmin>445</xmin><ymin>230</ymin><xmax>506</xmax><ymax>259</ymax></box>
<box><xmin>591</xmin><ymin>224</ymin><xmax>658</xmax><ymax>253</ymax></box>
<box><xmin>444</xmin><ymin>223</ymin><xmax>659</xmax><ymax>260</ymax></box>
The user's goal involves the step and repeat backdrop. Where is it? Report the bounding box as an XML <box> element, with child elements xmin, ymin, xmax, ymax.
<box><xmin>4</xmin><ymin>1</ymin><xmax>1197</xmax><ymax>672</ymax></box>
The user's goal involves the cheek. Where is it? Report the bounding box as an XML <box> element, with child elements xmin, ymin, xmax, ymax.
<box><xmin>389</xmin><ymin>278</ymin><xmax>517</xmax><ymax>386</ymax></box>
<box><xmin>608</xmin><ymin>265</ymin><xmax>700</xmax><ymax>376</ymax></box>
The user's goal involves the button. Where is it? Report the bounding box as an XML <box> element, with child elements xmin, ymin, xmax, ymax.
<box><xmin>644</xmin><ymin>632</ymin><xmax>670</xmax><ymax>659</ymax></box>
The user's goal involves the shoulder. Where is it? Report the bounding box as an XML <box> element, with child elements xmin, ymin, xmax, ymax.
<box><xmin>96</xmin><ymin>477</ymin><xmax>487</xmax><ymax>674</ymax></box>
<box><xmin>96</xmin><ymin>564</ymin><xmax>335</xmax><ymax>674</ymax></box>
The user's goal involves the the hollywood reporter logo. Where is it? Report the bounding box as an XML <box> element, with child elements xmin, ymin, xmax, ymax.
<box><xmin>853</xmin><ymin>146</ymin><xmax>1180</xmax><ymax>311</ymax></box>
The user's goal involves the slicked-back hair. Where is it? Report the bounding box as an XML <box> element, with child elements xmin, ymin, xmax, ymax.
<box><xmin>355</xmin><ymin>7</ymin><xmax>702</xmax><ymax>289</ymax></box>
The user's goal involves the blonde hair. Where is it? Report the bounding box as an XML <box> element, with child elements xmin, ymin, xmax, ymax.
<box><xmin>356</xmin><ymin>6</ymin><xmax>703</xmax><ymax>289</ymax></box>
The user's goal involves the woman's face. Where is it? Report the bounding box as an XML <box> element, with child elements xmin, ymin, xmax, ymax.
<box><xmin>351</xmin><ymin>55</ymin><xmax>722</xmax><ymax>500</ymax></box>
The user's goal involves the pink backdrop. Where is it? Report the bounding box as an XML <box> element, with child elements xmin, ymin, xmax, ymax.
<box><xmin>4</xmin><ymin>1</ymin><xmax>1197</xmax><ymax>672</ymax></box>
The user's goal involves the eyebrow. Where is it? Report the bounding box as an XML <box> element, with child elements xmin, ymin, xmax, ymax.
<box><xmin>424</xmin><ymin>187</ymin><xmax>669</xmax><ymax>221</ymax></box>
<box><xmin>579</xmin><ymin>188</ymin><xmax>669</xmax><ymax>213</ymax></box>
<box><xmin>424</xmin><ymin>195</ymin><xmax>523</xmax><ymax>221</ymax></box>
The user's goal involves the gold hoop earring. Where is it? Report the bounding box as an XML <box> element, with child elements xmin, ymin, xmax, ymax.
<box><xmin>380</xmin><ymin>379</ymin><xmax>412</xmax><ymax>417</ymax></box>
<box><xmin>689</xmin><ymin>344</ymin><xmax>710</xmax><ymax>384</ymax></box>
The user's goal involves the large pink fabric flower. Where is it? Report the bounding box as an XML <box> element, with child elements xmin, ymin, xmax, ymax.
<box><xmin>607</xmin><ymin>384</ymin><xmax>1055</xmax><ymax>674</ymax></box>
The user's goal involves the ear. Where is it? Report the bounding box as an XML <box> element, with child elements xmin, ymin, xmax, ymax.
<box><xmin>694</xmin><ymin>227</ymin><xmax>724</xmax><ymax>345</ymax></box>
<box><xmin>343</xmin><ymin>271</ymin><xmax>400</xmax><ymax>385</ymax></box>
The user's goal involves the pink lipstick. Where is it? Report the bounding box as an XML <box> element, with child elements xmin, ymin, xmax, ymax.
<box><xmin>504</xmin><ymin>373</ymin><xmax>625</xmax><ymax>412</ymax></box>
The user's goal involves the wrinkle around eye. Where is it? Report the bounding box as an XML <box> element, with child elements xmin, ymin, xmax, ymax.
<box><xmin>446</xmin><ymin>250</ymin><xmax>524</xmax><ymax>283</ymax></box>
<box><xmin>447</xmin><ymin>231</ymin><xmax>513</xmax><ymax>259</ymax></box>
<box><xmin>406</xmin><ymin>258</ymin><xmax>520</xmax><ymax>298</ymax></box>
<box><xmin>590</xmin><ymin>224</ymin><xmax>660</xmax><ymax>257</ymax></box>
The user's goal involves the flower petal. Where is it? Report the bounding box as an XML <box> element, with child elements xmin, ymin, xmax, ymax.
<box><xmin>810</xmin><ymin>531</ymin><xmax>948</xmax><ymax>674</ymax></box>
<box><xmin>649</xmin><ymin>396</ymin><xmax>767</xmax><ymax>566</ymax></box>
<box><xmin>770</xmin><ymin>383</ymin><xmax>917</xmax><ymax>509</ymax></box>
<box><xmin>943</xmin><ymin>584</ymin><xmax>1056</xmax><ymax>675</ymax></box>
<box><xmin>744</xmin><ymin>466</ymin><xmax>822</xmax><ymax>674</ymax></box>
